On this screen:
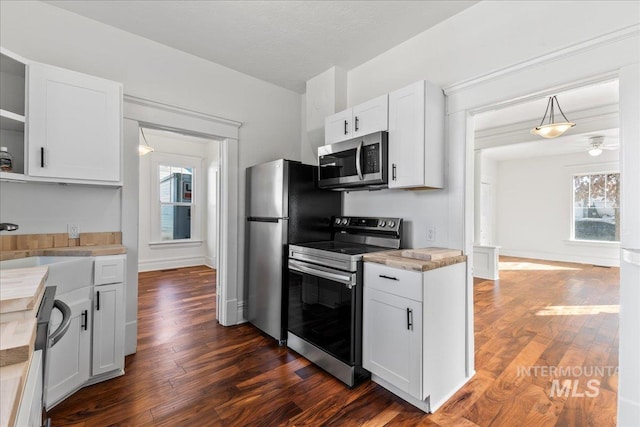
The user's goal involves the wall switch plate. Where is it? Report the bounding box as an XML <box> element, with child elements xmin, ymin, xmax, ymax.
<box><xmin>68</xmin><ymin>223</ymin><xmax>80</xmax><ymax>239</ymax></box>
<box><xmin>426</xmin><ymin>226</ymin><xmax>436</xmax><ymax>242</ymax></box>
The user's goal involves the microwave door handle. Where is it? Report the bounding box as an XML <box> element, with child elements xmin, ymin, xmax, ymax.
<box><xmin>355</xmin><ymin>140</ymin><xmax>364</xmax><ymax>180</ymax></box>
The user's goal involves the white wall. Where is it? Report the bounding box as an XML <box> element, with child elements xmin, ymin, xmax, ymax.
<box><xmin>338</xmin><ymin>1</ymin><xmax>639</xmax><ymax>251</ymax></box>
<box><xmin>0</xmin><ymin>1</ymin><xmax>302</xmax><ymax>217</ymax></box>
<box><xmin>0</xmin><ymin>182</ymin><xmax>121</xmax><ymax>234</ymax></box>
<box><xmin>495</xmin><ymin>150</ymin><xmax>620</xmax><ymax>266</ymax></box>
<box><xmin>137</xmin><ymin>130</ymin><xmax>219</xmax><ymax>272</ymax></box>
<box><xmin>0</xmin><ymin>1</ymin><xmax>302</xmax><ymax>344</ymax></box>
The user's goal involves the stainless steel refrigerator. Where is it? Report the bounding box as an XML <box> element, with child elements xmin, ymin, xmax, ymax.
<box><xmin>246</xmin><ymin>159</ymin><xmax>341</xmax><ymax>344</ymax></box>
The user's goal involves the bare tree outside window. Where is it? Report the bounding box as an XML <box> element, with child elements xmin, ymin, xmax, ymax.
<box><xmin>573</xmin><ymin>172</ymin><xmax>620</xmax><ymax>241</ymax></box>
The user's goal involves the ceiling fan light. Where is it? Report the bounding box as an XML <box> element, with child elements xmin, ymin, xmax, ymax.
<box><xmin>530</xmin><ymin>122</ymin><xmax>576</xmax><ymax>138</ymax></box>
<box><xmin>588</xmin><ymin>147</ymin><xmax>603</xmax><ymax>157</ymax></box>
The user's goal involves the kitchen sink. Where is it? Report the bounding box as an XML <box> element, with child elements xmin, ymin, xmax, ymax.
<box><xmin>1</xmin><ymin>256</ymin><xmax>94</xmax><ymax>294</ymax></box>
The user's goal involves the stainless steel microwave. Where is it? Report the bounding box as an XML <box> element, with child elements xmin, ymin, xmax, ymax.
<box><xmin>317</xmin><ymin>131</ymin><xmax>388</xmax><ymax>190</ymax></box>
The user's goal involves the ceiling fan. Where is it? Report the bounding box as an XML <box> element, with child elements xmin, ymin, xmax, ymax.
<box><xmin>587</xmin><ymin>135</ymin><xmax>618</xmax><ymax>157</ymax></box>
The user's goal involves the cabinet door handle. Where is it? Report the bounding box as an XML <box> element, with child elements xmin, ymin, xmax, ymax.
<box><xmin>379</xmin><ymin>274</ymin><xmax>398</xmax><ymax>281</ymax></box>
<box><xmin>40</xmin><ymin>147</ymin><xmax>45</xmax><ymax>168</ymax></box>
<box><xmin>407</xmin><ymin>308</ymin><xmax>413</xmax><ymax>331</ymax></box>
<box><xmin>344</xmin><ymin>120</ymin><xmax>348</xmax><ymax>135</ymax></box>
<box><xmin>96</xmin><ymin>291</ymin><xmax>100</xmax><ymax>311</ymax></box>
<box><xmin>392</xmin><ymin>163</ymin><xmax>397</xmax><ymax>181</ymax></box>
<box><xmin>81</xmin><ymin>310</ymin><xmax>88</xmax><ymax>330</ymax></box>
<box><xmin>355</xmin><ymin>116</ymin><xmax>359</xmax><ymax>132</ymax></box>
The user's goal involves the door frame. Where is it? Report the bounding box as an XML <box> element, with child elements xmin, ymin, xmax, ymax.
<box><xmin>122</xmin><ymin>95</ymin><xmax>242</xmax><ymax>354</ymax></box>
<box><xmin>443</xmin><ymin>24</ymin><xmax>638</xmax><ymax>419</ymax></box>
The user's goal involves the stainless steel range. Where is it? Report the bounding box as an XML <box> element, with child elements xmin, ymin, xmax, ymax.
<box><xmin>287</xmin><ymin>216</ymin><xmax>402</xmax><ymax>387</ymax></box>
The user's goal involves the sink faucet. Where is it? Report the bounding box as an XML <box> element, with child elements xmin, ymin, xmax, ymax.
<box><xmin>0</xmin><ymin>223</ymin><xmax>19</xmax><ymax>231</ymax></box>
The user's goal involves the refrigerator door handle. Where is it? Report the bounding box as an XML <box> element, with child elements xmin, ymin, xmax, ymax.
<box><xmin>247</xmin><ymin>217</ymin><xmax>287</xmax><ymax>222</ymax></box>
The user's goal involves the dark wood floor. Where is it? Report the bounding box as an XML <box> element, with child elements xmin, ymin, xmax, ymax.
<box><xmin>49</xmin><ymin>257</ymin><xmax>620</xmax><ymax>426</ymax></box>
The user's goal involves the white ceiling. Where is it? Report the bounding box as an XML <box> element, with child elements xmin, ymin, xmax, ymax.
<box><xmin>45</xmin><ymin>0</ymin><xmax>478</xmax><ymax>93</ymax></box>
<box><xmin>474</xmin><ymin>80</ymin><xmax>619</xmax><ymax>131</ymax></box>
<box><xmin>477</xmin><ymin>80</ymin><xmax>619</xmax><ymax>161</ymax></box>
<box><xmin>481</xmin><ymin>128</ymin><xmax>619</xmax><ymax>161</ymax></box>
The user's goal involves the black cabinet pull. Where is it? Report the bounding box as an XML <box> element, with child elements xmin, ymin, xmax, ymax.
<box><xmin>379</xmin><ymin>274</ymin><xmax>398</xmax><ymax>281</ymax></box>
<box><xmin>96</xmin><ymin>291</ymin><xmax>100</xmax><ymax>311</ymax></box>
<box><xmin>392</xmin><ymin>163</ymin><xmax>397</xmax><ymax>181</ymax></box>
<box><xmin>344</xmin><ymin>120</ymin><xmax>348</xmax><ymax>135</ymax></box>
<box><xmin>81</xmin><ymin>310</ymin><xmax>88</xmax><ymax>330</ymax></box>
<box><xmin>40</xmin><ymin>147</ymin><xmax>45</xmax><ymax>168</ymax></box>
<box><xmin>355</xmin><ymin>116</ymin><xmax>359</xmax><ymax>132</ymax></box>
<box><xmin>407</xmin><ymin>308</ymin><xmax>413</xmax><ymax>330</ymax></box>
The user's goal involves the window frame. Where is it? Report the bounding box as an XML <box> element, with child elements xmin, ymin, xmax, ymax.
<box><xmin>149</xmin><ymin>152</ymin><xmax>203</xmax><ymax>245</ymax></box>
<box><xmin>571</xmin><ymin>169</ymin><xmax>620</xmax><ymax>243</ymax></box>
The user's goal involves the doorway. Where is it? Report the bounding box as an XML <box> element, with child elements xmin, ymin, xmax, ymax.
<box><xmin>137</xmin><ymin>127</ymin><xmax>221</xmax><ymax>273</ymax></box>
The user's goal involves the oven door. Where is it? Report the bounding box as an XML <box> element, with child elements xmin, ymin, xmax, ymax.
<box><xmin>317</xmin><ymin>131</ymin><xmax>387</xmax><ymax>189</ymax></box>
<box><xmin>287</xmin><ymin>259</ymin><xmax>360</xmax><ymax>365</ymax></box>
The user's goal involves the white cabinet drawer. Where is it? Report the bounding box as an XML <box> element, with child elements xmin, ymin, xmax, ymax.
<box><xmin>364</xmin><ymin>262</ymin><xmax>422</xmax><ymax>301</ymax></box>
<box><xmin>94</xmin><ymin>255</ymin><xmax>125</xmax><ymax>285</ymax></box>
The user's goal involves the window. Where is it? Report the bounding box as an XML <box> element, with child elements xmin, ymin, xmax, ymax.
<box><xmin>159</xmin><ymin>165</ymin><xmax>193</xmax><ymax>240</ymax></box>
<box><xmin>573</xmin><ymin>172</ymin><xmax>620</xmax><ymax>242</ymax></box>
<box><xmin>150</xmin><ymin>153</ymin><xmax>202</xmax><ymax>244</ymax></box>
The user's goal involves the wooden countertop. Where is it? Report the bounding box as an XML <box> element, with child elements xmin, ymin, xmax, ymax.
<box><xmin>0</xmin><ymin>266</ymin><xmax>46</xmax><ymax>427</ymax></box>
<box><xmin>363</xmin><ymin>250</ymin><xmax>467</xmax><ymax>272</ymax></box>
<box><xmin>0</xmin><ymin>266</ymin><xmax>48</xmax><ymax>316</ymax></box>
<box><xmin>0</xmin><ymin>356</ymin><xmax>30</xmax><ymax>427</ymax></box>
<box><xmin>0</xmin><ymin>244</ymin><xmax>126</xmax><ymax>261</ymax></box>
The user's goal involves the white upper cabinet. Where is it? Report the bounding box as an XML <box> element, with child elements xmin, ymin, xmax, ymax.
<box><xmin>27</xmin><ymin>63</ymin><xmax>122</xmax><ymax>184</ymax></box>
<box><xmin>388</xmin><ymin>80</ymin><xmax>444</xmax><ymax>189</ymax></box>
<box><xmin>325</xmin><ymin>108</ymin><xmax>353</xmax><ymax>144</ymax></box>
<box><xmin>324</xmin><ymin>94</ymin><xmax>388</xmax><ymax>144</ymax></box>
<box><xmin>0</xmin><ymin>48</ymin><xmax>27</xmax><ymax>179</ymax></box>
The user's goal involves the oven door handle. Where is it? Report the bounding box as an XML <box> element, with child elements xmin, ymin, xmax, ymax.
<box><xmin>49</xmin><ymin>299</ymin><xmax>72</xmax><ymax>348</ymax></box>
<box><xmin>355</xmin><ymin>140</ymin><xmax>364</xmax><ymax>180</ymax></box>
<box><xmin>289</xmin><ymin>259</ymin><xmax>356</xmax><ymax>288</ymax></box>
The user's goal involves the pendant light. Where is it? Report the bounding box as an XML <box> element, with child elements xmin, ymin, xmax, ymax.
<box><xmin>138</xmin><ymin>128</ymin><xmax>155</xmax><ymax>156</ymax></box>
<box><xmin>530</xmin><ymin>95</ymin><xmax>576</xmax><ymax>138</ymax></box>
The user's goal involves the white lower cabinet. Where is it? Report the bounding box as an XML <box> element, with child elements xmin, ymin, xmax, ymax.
<box><xmin>44</xmin><ymin>254</ymin><xmax>126</xmax><ymax>410</ymax></box>
<box><xmin>363</xmin><ymin>287</ymin><xmax>422</xmax><ymax>398</ymax></box>
<box><xmin>363</xmin><ymin>261</ymin><xmax>467</xmax><ymax>412</ymax></box>
<box><xmin>92</xmin><ymin>282</ymin><xmax>125</xmax><ymax>376</ymax></box>
<box><xmin>46</xmin><ymin>288</ymin><xmax>91</xmax><ymax>409</ymax></box>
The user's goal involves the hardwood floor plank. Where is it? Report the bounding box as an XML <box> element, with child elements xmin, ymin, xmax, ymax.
<box><xmin>47</xmin><ymin>258</ymin><xmax>619</xmax><ymax>426</ymax></box>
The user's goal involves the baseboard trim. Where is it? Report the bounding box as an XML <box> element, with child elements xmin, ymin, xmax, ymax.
<box><xmin>205</xmin><ymin>256</ymin><xmax>217</xmax><ymax>269</ymax></box>
<box><xmin>237</xmin><ymin>300</ymin><xmax>248</xmax><ymax>324</ymax></box>
<box><xmin>125</xmin><ymin>321</ymin><xmax>137</xmax><ymax>356</ymax></box>
<box><xmin>138</xmin><ymin>256</ymin><xmax>206</xmax><ymax>272</ymax></box>
<box><xmin>500</xmin><ymin>249</ymin><xmax>620</xmax><ymax>267</ymax></box>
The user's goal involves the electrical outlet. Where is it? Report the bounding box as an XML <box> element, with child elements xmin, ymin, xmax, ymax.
<box><xmin>68</xmin><ymin>223</ymin><xmax>80</xmax><ymax>239</ymax></box>
<box><xmin>426</xmin><ymin>226</ymin><xmax>436</xmax><ymax>242</ymax></box>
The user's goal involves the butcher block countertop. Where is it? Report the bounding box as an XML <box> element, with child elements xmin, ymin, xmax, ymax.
<box><xmin>0</xmin><ymin>244</ymin><xmax>126</xmax><ymax>261</ymax></box>
<box><xmin>0</xmin><ymin>266</ymin><xmax>48</xmax><ymax>427</ymax></box>
<box><xmin>363</xmin><ymin>248</ymin><xmax>467</xmax><ymax>272</ymax></box>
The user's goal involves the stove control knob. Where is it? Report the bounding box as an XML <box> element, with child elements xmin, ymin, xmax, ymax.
<box><xmin>341</xmin><ymin>218</ymin><xmax>349</xmax><ymax>225</ymax></box>
<box><xmin>388</xmin><ymin>221</ymin><xmax>396</xmax><ymax>228</ymax></box>
<box><xmin>378</xmin><ymin>220</ymin><xmax>386</xmax><ymax>228</ymax></box>
<box><xmin>335</xmin><ymin>218</ymin><xmax>341</xmax><ymax>225</ymax></box>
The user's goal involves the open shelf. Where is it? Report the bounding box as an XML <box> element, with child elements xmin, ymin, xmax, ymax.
<box><xmin>0</xmin><ymin>109</ymin><xmax>25</xmax><ymax>132</ymax></box>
